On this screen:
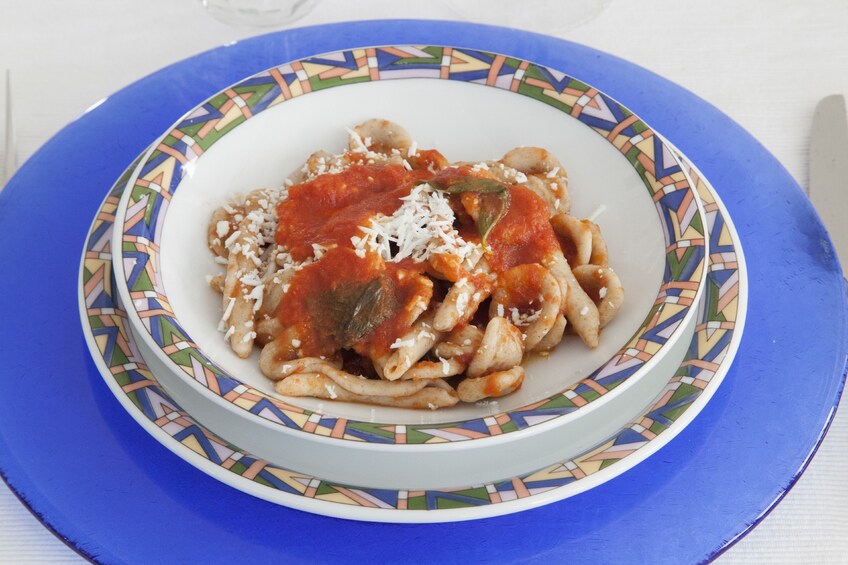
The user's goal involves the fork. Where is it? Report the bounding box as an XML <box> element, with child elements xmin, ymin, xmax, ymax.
<box><xmin>2</xmin><ymin>69</ymin><xmax>16</xmax><ymax>188</ymax></box>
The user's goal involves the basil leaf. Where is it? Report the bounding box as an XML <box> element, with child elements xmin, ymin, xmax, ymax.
<box><xmin>427</xmin><ymin>174</ymin><xmax>511</xmax><ymax>244</ymax></box>
<box><xmin>311</xmin><ymin>275</ymin><xmax>399</xmax><ymax>348</ymax></box>
<box><xmin>342</xmin><ymin>276</ymin><xmax>398</xmax><ymax>346</ymax></box>
<box><xmin>477</xmin><ymin>191</ymin><xmax>510</xmax><ymax>244</ymax></box>
<box><xmin>430</xmin><ymin>175</ymin><xmax>509</xmax><ymax>195</ymax></box>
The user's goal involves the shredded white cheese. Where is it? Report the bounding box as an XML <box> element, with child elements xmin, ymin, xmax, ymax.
<box><xmin>439</xmin><ymin>356</ymin><xmax>451</xmax><ymax>375</ymax></box>
<box><xmin>222</xmin><ymin>297</ymin><xmax>236</xmax><ymax>322</ymax></box>
<box><xmin>418</xmin><ymin>330</ymin><xmax>437</xmax><ymax>342</ymax></box>
<box><xmin>509</xmin><ymin>307</ymin><xmax>542</xmax><ymax>327</ymax></box>
<box><xmin>455</xmin><ymin>291</ymin><xmax>470</xmax><ymax>317</ymax></box>
<box><xmin>223</xmin><ymin>229</ymin><xmax>241</xmax><ymax>250</ymax></box>
<box><xmin>345</xmin><ymin>127</ymin><xmax>368</xmax><ymax>153</ymax></box>
<box><xmin>353</xmin><ymin>183</ymin><xmax>482</xmax><ymax>265</ymax></box>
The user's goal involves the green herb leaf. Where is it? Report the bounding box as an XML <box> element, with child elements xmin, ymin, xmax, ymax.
<box><xmin>477</xmin><ymin>192</ymin><xmax>510</xmax><ymax>244</ymax></box>
<box><xmin>342</xmin><ymin>276</ymin><xmax>398</xmax><ymax>346</ymax></box>
<box><xmin>312</xmin><ymin>276</ymin><xmax>399</xmax><ymax>349</ymax></box>
<box><xmin>427</xmin><ymin>174</ymin><xmax>511</xmax><ymax>244</ymax></box>
<box><xmin>430</xmin><ymin>175</ymin><xmax>509</xmax><ymax>195</ymax></box>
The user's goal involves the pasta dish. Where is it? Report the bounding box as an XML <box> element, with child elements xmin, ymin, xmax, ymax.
<box><xmin>207</xmin><ymin>120</ymin><xmax>623</xmax><ymax>409</ymax></box>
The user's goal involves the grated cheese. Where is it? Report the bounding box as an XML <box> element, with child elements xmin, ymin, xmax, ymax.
<box><xmin>222</xmin><ymin>297</ymin><xmax>236</xmax><ymax>322</ymax></box>
<box><xmin>345</xmin><ymin>127</ymin><xmax>368</xmax><ymax>153</ymax></box>
<box><xmin>509</xmin><ymin>307</ymin><xmax>542</xmax><ymax>327</ymax></box>
<box><xmin>455</xmin><ymin>291</ymin><xmax>469</xmax><ymax>317</ymax></box>
<box><xmin>224</xmin><ymin>229</ymin><xmax>241</xmax><ymax>249</ymax></box>
<box><xmin>439</xmin><ymin>356</ymin><xmax>451</xmax><ymax>375</ymax></box>
<box><xmin>353</xmin><ymin>183</ymin><xmax>482</xmax><ymax>265</ymax></box>
<box><xmin>418</xmin><ymin>330</ymin><xmax>437</xmax><ymax>342</ymax></box>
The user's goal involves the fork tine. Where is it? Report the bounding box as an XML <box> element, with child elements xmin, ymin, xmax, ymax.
<box><xmin>3</xmin><ymin>69</ymin><xmax>16</xmax><ymax>187</ymax></box>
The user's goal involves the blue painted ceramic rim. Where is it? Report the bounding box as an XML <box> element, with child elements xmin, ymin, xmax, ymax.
<box><xmin>0</xmin><ymin>20</ymin><xmax>845</xmax><ymax>564</ymax></box>
<box><xmin>111</xmin><ymin>44</ymin><xmax>709</xmax><ymax>444</ymax></box>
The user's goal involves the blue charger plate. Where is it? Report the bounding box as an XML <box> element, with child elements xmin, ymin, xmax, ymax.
<box><xmin>0</xmin><ymin>20</ymin><xmax>845</xmax><ymax>564</ymax></box>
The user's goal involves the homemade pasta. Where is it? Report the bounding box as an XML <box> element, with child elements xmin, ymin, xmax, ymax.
<box><xmin>207</xmin><ymin>119</ymin><xmax>624</xmax><ymax>409</ymax></box>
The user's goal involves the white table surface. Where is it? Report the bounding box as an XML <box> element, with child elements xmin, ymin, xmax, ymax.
<box><xmin>1</xmin><ymin>1</ymin><xmax>847</xmax><ymax>562</ymax></box>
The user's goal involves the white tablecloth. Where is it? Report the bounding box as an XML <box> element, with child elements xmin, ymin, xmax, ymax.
<box><xmin>1</xmin><ymin>1</ymin><xmax>846</xmax><ymax>562</ymax></box>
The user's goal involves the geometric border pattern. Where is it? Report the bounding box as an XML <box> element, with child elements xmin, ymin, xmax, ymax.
<box><xmin>84</xmin><ymin>149</ymin><xmax>737</xmax><ymax>511</ymax></box>
<box><xmin>116</xmin><ymin>45</ymin><xmax>708</xmax><ymax>444</ymax></box>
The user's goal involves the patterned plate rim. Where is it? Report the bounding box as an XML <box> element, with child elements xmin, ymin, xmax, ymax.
<box><xmin>81</xmin><ymin>145</ymin><xmax>743</xmax><ymax>521</ymax></box>
<box><xmin>112</xmin><ymin>45</ymin><xmax>709</xmax><ymax>444</ymax></box>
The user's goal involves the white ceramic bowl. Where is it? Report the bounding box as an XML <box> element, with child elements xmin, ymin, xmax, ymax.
<box><xmin>112</xmin><ymin>45</ymin><xmax>708</xmax><ymax>490</ymax></box>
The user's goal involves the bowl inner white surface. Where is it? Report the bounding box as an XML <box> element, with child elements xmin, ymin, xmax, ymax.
<box><xmin>159</xmin><ymin>78</ymin><xmax>665</xmax><ymax>425</ymax></box>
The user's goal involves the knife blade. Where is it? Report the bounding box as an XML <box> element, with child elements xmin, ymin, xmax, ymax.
<box><xmin>810</xmin><ymin>95</ymin><xmax>848</xmax><ymax>265</ymax></box>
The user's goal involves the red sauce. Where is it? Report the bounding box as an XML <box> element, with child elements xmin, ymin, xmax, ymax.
<box><xmin>275</xmin><ymin>247</ymin><xmax>431</xmax><ymax>358</ymax></box>
<box><xmin>408</xmin><ymin>149</ymin><xmax>449</xmax><ymax>172</ymax></box>
<box><xmin>272</xmin><ymin>162</ymin><xmax>561</xmax><ymax>360</ymax></box>
<box><xmin>498</xmin><ymin>263</ymin><xmax>548</xmax><ymax>308</ymax></box>
<box><xmin>487</xmin><ymin>184</ymin><xmax>559</xmax><ymax>272</ymax></box>
<box><xmin>483</xmin><ymin>373</ymin><xmax>503</xmax><ymax>396</ymax></box>
<box><xmin>365</xmin><ymin>264</ymin><xmax>432</xmax><ymax>357</ymax></box>
<box><xmin>276</xmin><ymin>164</ymin><xmax>431</xmax><ymax>262</ymax></box>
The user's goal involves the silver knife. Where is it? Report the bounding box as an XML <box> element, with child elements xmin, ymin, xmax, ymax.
<box><xmin>810</xmin><ymin>95</ymin><xmax>848</xmax><ymax>265</ymax></box>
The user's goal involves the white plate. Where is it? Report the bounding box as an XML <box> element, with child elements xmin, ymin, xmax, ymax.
<box><xmin>110</xmin><ymin>46</ymin><xmax>709</xmax><ymax>489</ymax></box>
<box><xmin>80</xmin><ymin>145</ymin><xmax>742</xmax><ymax>521</ymax></box>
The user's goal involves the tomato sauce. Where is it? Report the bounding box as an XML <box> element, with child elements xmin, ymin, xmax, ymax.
<box><xmin>408</xmin><ymin>149</ymin><xmax>449</xmax><ymax>172</ymax></box>
<box><xmin>498</xmin><ymin>263</ymin><xmax>548</xmax><ymax>308</ymax></box>
<box><xmin>486</xmin><ymin>184</ymin><xmax>560</xmax><ymax>272</ymax></box>
<box><xmin>276</xmin><ymin>164</ymin><xmax>431</xmax><ymax>262</ymax></box>
<box><xmin>275</xmin><ymin>247</ymin><xmax>431</xmax><ymax>358</ymax></box>
<box><xmin>272</xmin><ymin>162</ymin><xmax>561</xmax><ymax>359</ymax></box>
